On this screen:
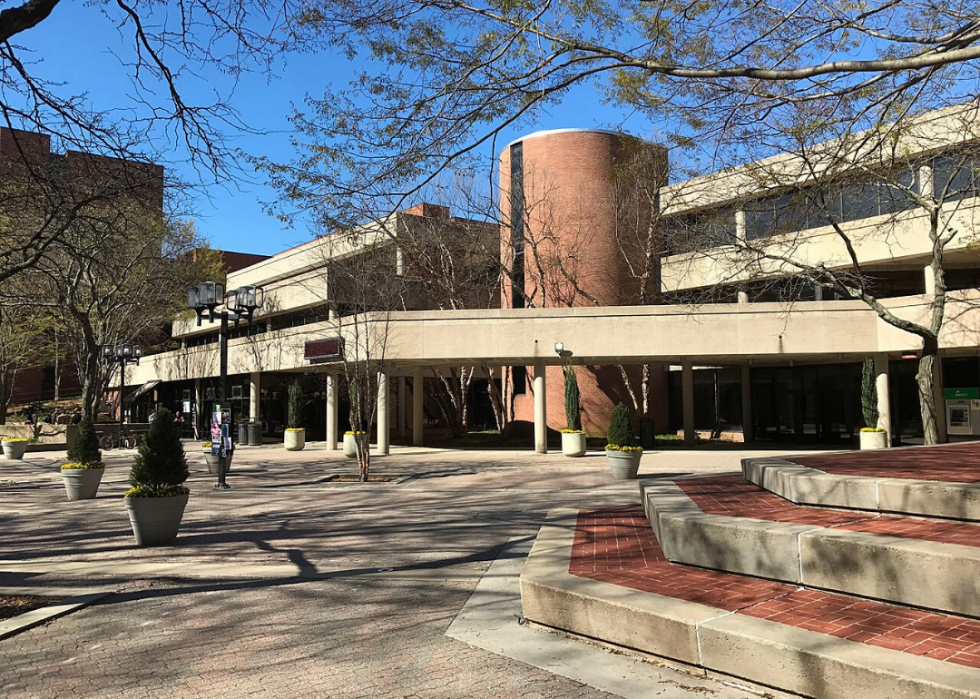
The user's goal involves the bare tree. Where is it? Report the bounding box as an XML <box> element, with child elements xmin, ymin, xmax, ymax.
<box><xmin>263</xmin><ymin>1</ymin><xmax>980</xmax><ymax>222</ymax></box>
<box><xmin>662</xmin><ymin>102</ymin><xmax>980</xmax><ymax>444</ymax></box>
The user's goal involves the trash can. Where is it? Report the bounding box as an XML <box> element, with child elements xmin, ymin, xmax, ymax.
<box><xmin>237</xmin><ymin>421</ymin><xmax>248</xmax><ymax>444</ymax></box>
<box><xmin>639</xmin><ymin>418</ymin><xmax>657</xmax><ymax>450</ymax></box>
<box><xmin>247</xmin><ymin>421</ymin><xmax>263</xmax><ymax>446</ymax></box>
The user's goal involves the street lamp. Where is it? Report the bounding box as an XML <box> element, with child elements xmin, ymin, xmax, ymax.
<box><xmin>102</xmin><ymin>343</ymin><xmax>142</xmax><ymax>444</ymax></box>
<box><xmin>186</xmin><ymin>281</ymin><xmax>264</xmax><ymax>489</ymax></box>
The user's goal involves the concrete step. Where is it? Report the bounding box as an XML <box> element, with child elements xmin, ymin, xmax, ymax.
<box><xmin>641</xmin><ymin>475</ymin><xmax>980</xmax><ymax>618</ymax></box>
<box><xmin>743</xmin><ymin>456</ymin><xmax>980</xmax><ymax>521</ymax></box>
<box><xmin>521</xmin><ymin>506</ymin><xmax>980</xmax><ymax>699</ymax></box>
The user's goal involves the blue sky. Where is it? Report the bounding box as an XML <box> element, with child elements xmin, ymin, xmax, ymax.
<box><xmin>19</xmin><ymin>3</ymin><xmax>658</xmax><ymax>256</ymax></box>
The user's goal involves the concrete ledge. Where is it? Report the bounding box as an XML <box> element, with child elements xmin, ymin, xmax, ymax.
<box><xmin>0</xmin><ymin>592</ymin><xmax>112</xmax><ymax>641</ymax></box>
<box><xmin>643</xmin><ymin>481</ymin><xmax>980</xmax><ymax>617</ymax></box>
<box><xmin>642</xmin><ymin>480</ymin><xmax>813</xmax><ymax>582</ymax></box>
<box><xmin>742</xmin><ymin>457</ymin><xmax>980</xmax><ymax>521</ymax></box>
<box><xmin>520</xmin><ymin>508</ymin><xmax>720</xmax><ymax>665</ymax></box>
<box><xmin>700</xmin><ymin>612</ymin><xmax>980</xmax><ymax>699</ymax></box>
<box><xmin>521</xmin><ymin>509</ymin><xmax>980</xmax><ymax>699</ymax></box>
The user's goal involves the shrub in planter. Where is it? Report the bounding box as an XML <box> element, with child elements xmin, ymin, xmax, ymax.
<box><xmin>561</xmin><ymin>368</ymin><xmax>587</xmax><ymax>457</ymax></box>
<box><xmin>2</xmin><ymin>437</ymin><xmax>29</xmax><ymax>460</ymax></box>
<box><xmin>860</xmin><ymin>358</ymin><xmax>887</xmax><ymax>449</ymax></box>
<box><xmin>124</xmin><ymin>407</ymin><xmax>190</xmax><ymax>546</ymax></box>
<box><xmin>605</xmin><ymin>403</ymin><xmax>642</xmax><ymax>479</ymax></box>
<box><xmin>343</xmin><ymin>430</ymin><xmax>365</xmax><ymax>458</ymax></box>
<box><xmin>285</xmin><ymin>381</ymin><xmax>306</xmax><ymax>451</ymax></box>
<box><xmin>60</xmin><ymin>419</ymin><xmax>104</xmax><ymax>499</ymax></box>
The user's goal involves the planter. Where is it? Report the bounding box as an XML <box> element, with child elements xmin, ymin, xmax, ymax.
<box><xmin>125</xmin><ymin>493</ymin><xmax>189</xmax><ymax>546</ymax></box>
<box><xmin>204</xmin><ymin>452</ymin><xmax>233</xmax><ymax>474</ymax></box>
<box><xmin>284</xmin><ymin>429</ymin><xmax>305</xmax><ymax>451</ymax></box>
<box><xmin>860</xmin><ymin>430</ymin><xmax>888</xmax><ymax>450</ymax></box>
<box><xmin>561</xmin><ymin>432</ymin><xmax>587</xmax><ymax>457</ymax></box>
<box><xmin>62</xmin><ymin>467</ymin><xmax>105</xmax><ymax>500</ymax></box>
<box><xmin>606</xmin><ymin>449</ymin><xmax>642</xmax><ymax>480</ymax></box>
<box><xmin>1</xmin><ymin>441</ymin><xmax>28</xmax><ymax>460</ymax></box>
<box><xmin>343</xmin><ymin>433</ymin><xmax>359</xmax><ymax>458</ymax></box>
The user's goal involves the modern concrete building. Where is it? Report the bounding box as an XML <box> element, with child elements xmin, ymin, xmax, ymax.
<box><xmin>121</xmin><ymin>103</ymin><xmax>980</xmax><ymax>450</ymax></box>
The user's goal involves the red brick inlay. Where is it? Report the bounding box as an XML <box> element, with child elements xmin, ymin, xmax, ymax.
<box><xmin>569</xmin><ymin>507</ymin><xmax>980</xmax><ymax>668</ymax></box>
<box><xmin>792</xmin><ymin>443</ymin><xmax>980</xmax><ymax>483</ymax></box>
<box><xmin>677</xmin><ymin>475</ymin><xmax>980</xmax><ymax>548</ymax></box>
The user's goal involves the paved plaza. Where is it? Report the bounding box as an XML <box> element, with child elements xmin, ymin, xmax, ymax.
<box><xmin>0</xmin><ymin>443</ymin><xmax>818</xmax><ymax>698</ymax></box>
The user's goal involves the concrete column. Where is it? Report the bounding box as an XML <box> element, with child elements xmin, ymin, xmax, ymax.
<box><xmin>874</xmin><ymin>353</ymin><xmax>891</xmax><ymax>444</ymax></box>
<box><xmin>737</xmin><ymin>289</ymin><xmax>750</xmax><ymax>305</ymax></box>
<box><xmin>682</xmin><ymin>360</ymin><xmax>696</xmax><ymax>446</ymax></box>
<box><xmin>412</xmin><ymin>367</ymin><xmax>424</xmax><ymax>446</ymax></box>
<box><xmin>533</xmin><ymin>359</ymin><xmax>547</xmax><ymax>454</ymax></box>
<box><xmin>377</xmin><ymin>371</ymin><xmax>390</xmax><ymax>455</ymax></box>
<box><xmin>325</xmin><ymin>373</ymin><xmax>338</xmax><ymax>450</ymax></box>
<box><xmin>194</xmin><ymin>378</ymin><xmax>202</xmax><ymax>441</ymax></box>
<box><xmin>741</xmin><ymin>365</ymin><xmax>753</xmax><ymax>444</ymax></box>
<box><xmin>735</xmin><ymin>208</ymin><xmax>747</xmax><ymax>244</ymax></box>
<box><xmin>249</xmin><ymin>372</ymin><xmax>261</xmax><ymax>421</ymax></box>
<box><xmin>924</xmin><ymin>265</ymin><xmax>936</xmax><ymax>295</ymax></box>
<box><xmin>933</xmin><ymin>358</ymin><xmax>948</xmax><ymax>443</ymax></box>
<box><xmin>397</xmin><ymin>376</ymin><xmax>407</xmax><ymax>437</ymax></box>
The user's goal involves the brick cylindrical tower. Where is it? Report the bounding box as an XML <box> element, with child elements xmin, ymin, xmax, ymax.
<box><xmin>499</xmin><ymin>129</ymin><xmax>669</xmax><ymax>436</ymax></box>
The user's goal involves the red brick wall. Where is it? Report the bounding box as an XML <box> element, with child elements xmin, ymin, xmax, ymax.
<box><xmin>500</xmin><ymin>130</ymin><xmax>669</xmax><ymax>435</ymax></box>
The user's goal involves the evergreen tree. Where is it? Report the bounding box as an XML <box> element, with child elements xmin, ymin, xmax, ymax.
<box><xmin>606</xmin><ymin>403</ymin><xmax>637</xmax><ymax>447</ymax></box>
<box><xmin>861</xmin><ymin>358</ymin><xmax>879</xmax><ymax>429</ymax></box>
<box><xmin>67</xmin><ymin>418</ymin><xmax>102</xmax><ymax>465</ymax></box>
<box><xmin>129</xmin><ymin>407</ymin><xmax>188</xmax><ymax>490</ymax></box>
<box><xmin>564</xmin><ymin>368</ymin><xmax>582</xmax><ymax>431</ymax></box>
<box><xmin>287</xmin><ymin>380</ymin><xmax>304</xmax><ymax>429</ymax></box>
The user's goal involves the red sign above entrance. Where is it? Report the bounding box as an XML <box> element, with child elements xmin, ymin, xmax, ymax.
<box><xmin>305</xmin><ymin>337</ymin><xmax>343</xmax><ymax>362</ymax></box>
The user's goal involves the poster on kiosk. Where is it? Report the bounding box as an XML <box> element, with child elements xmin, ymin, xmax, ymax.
<box><xmin>211</xmin><ymin>403</ymin><xmax>233</xmax><ymax>456</ymax></box>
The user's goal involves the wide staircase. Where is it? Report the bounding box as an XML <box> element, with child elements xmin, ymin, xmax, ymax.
<box><xmin>521</xmin><ymin>444</ymin><xmax>980</xmax><ymax>699</ymax></box>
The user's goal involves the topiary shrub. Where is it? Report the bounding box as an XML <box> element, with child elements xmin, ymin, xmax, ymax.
<box><xmin>564</xmin><ymin>367</ymin><xmax>583</xmax><ymax>432</ymax></box>
<box><xmin>127</xmin><ymin>407</ymin><xmax>188</xmax><ymax>497</ymax></box>
<box><xmin>861</xmin><ymin>358</ymin><xmax>878</xmax><ymax>429</ymax></box>
<box><xmin>287</xmin><ymin>380</ymin><xmax>304</xmax><ymax>430</ymax></box>
<box><xmin>606</xmin><ymin>402</ymin><xmax>638</xmax><ymax>449</ymax></box>
<box><xmin>67</xmin><ymin>418</ymin><xmax>102</xmax><ymax>466</ymax></box>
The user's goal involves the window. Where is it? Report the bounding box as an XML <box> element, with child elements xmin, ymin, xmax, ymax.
<box><xmin>511</xmin><ymin>365</ymin><xmax>527</xmax><ymax>395</ymax></box>
<box><xmin>664</xmin><ymin>207</ymin><xmax>736</xmax><ymax>253</ymax></box>
<box><xmin>933</xmin><ymin>155</ymin><xmax>979</xmax><ymax>202</ymax></box>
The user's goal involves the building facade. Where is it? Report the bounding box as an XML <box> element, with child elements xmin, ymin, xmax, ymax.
<box><xmin>121</xmin><ymin>103</ymin><xmax>980</xmax><ymax>450</ymax></box>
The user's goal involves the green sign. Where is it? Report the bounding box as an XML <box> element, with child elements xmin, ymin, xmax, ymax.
<box><xmin>944</xmin><ymin>387</ymin><xmax>979</xmax><ymax>400</ymax></box>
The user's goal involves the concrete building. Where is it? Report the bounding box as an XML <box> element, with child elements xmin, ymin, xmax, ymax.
<box><xmin>120</xmin><ymin>103</ymin><xmax>980</xmax><ymax>451</ymax></box>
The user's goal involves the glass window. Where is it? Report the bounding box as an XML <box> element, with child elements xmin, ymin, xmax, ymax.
<box><xmin>933</xmin><ymin>155</ymin><xmax>978</xmax><ymax>202</ymax></box>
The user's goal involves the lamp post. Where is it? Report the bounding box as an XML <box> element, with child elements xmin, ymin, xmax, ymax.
<box><xmin>186</xmin><ymin>281</ymin><xmax>264</xmax><ymax>490</ymax></box>
<box><xmin>102</xmin><ymin>343</ymin><xmax>142</xmax><ymax>443</ymax></box>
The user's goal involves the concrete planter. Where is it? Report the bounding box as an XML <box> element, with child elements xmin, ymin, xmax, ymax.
<box><xmin>125</xmin><ymin>493</ymin><xmax>189</xmax><ymax>546</ymax></box>
<box><xmin>284</xmin><ymin>429</ymin><xmax>305</xmax><ymax>451</ymax></box>
<box><xmin>860</xmin><ymin>430</ymin><xmax>888</xmax><ymax>450</ymax></box>
<box><xmin>343</xmin><ymin>433</ymin><xmax>359</xmax><ymax>458</ymax></box>
<box><xmin>62</xmin><ymin>467</ymin><xmax>105</xmax><ymax>500</ymax></box>
<box><xmin>606</xmin><ymin>449</ymin><xmax>642</xmax><ymax>480</ymax></box>
<box><xmin>561</xmin><ymin>432</ymin><xmax>587</xmax><ymax>457</ymax></box>
<box><xmin>204</xmin><ymin>452</ymin><xmax>233</xmax><ymax>474</ymax></box>
<box><xmin>1</xmin><ymin>441</ymin><xmax>28</xmax><ymax>460</ymax></box>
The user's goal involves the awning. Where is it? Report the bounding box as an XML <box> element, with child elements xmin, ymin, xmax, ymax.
<box><xmin>128</xmin><ymin>380</ymin><xmax>161</xmax><ymax>401</ymax></box>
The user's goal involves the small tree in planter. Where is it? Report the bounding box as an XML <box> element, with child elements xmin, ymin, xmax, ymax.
<box><xmin>561</xmin><ymin>368</ymin><xmax>586</xmax><ymax>457</ymax></box>
<box><xmin>605</xmin><ymin>402</ymin><xmax>642</xmax><ymax>479</ymax></box>
<box><xmin>124</xmin><ymin>407</ymin><xmax>190</xmax><ymax>546</ymax></box>
<box><xmin>284</xmin><ymin>380</ymin><xmax>306</xmax><ymax>451</ymax></box>
<box><xmin>860</xmin><ymin>358</ymin><xmax>887</xmax><ymax>450</ymax></box>
<box><xmin>60</xmin><ymin>418</ymin><xmax>105</xmax><ymax>500</ymax></box>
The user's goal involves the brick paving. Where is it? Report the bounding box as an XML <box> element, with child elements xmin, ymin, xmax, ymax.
<box><xmin>569</xmin><ymin>506</ymin><xmax>980</xmax><ymax>669</ymax></box>
<box><xmin>677</xmin><ymin>474</ymin><xmax>980</xmax><ymax>547</ymax></box>
<box><xmin>791</xmin><ymin>442</ymin><xmax>980</xmax><ymax>482</ymax></box>
<box><xmin>0</xmin><ymin>445</ymin><xmax>778</xmax><ymax>699</ymax></box>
